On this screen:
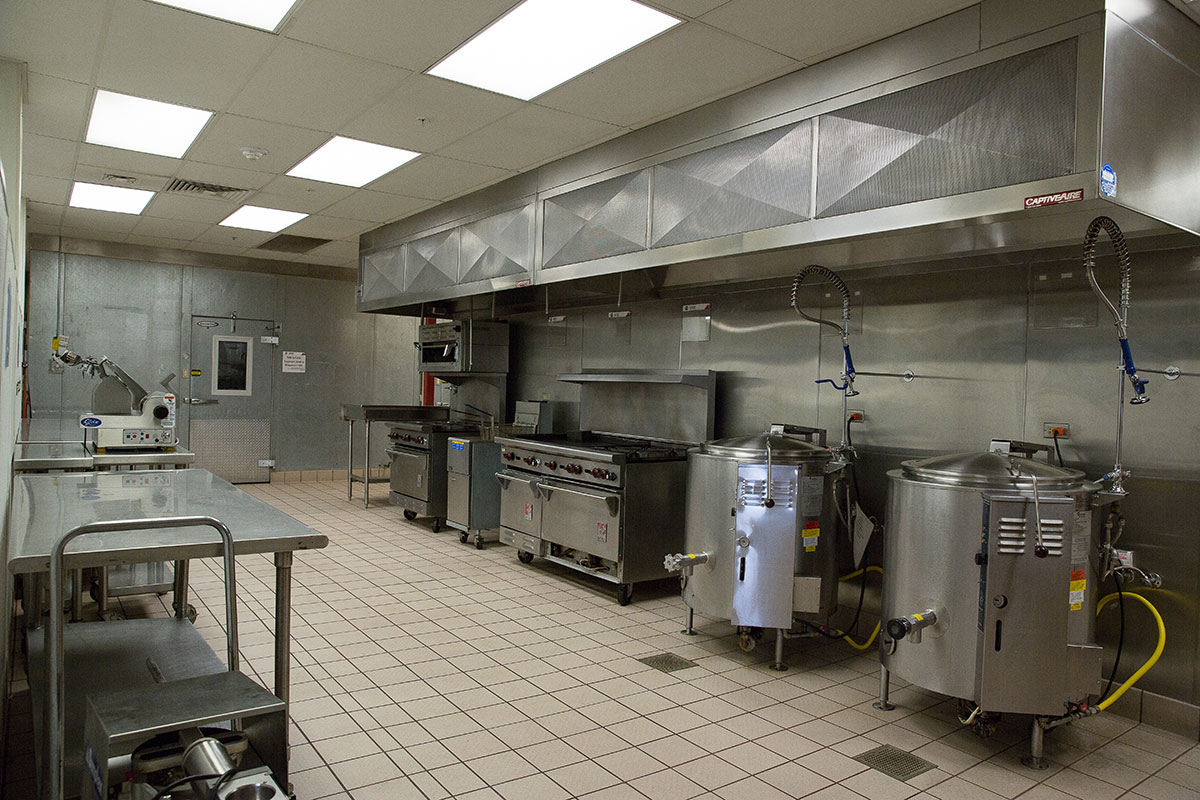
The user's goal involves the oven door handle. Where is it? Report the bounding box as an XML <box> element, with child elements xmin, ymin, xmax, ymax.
<box><xmin>537</xmin><ymin>481</ymin><xmax>621</xmax><ymax>516</ymax></box>
<box><xmin>496</xmin><ymin>472</ymin><xmax>543</xmax><ymax>499</ymax></box>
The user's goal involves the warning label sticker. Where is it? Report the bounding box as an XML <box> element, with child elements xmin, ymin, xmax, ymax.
<box><xmin>803</xmin><ymin>521</ymin><xmax>819</xmax><ymax>553</ymax></box>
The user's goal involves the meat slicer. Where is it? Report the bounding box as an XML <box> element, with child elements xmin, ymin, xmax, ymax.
<box><xmin>55</xmin><ymin>349</ymin><xmax>178</xmax><ymax>449</ymax></box>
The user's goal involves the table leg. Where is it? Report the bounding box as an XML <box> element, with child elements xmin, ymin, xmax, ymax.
<box><xmin>274</xmin><ymin>551</ymin><xmax>293</xmax><ymax>709</ymax></box>
<box><xmin>173</xmin><ymin>559</ymin><xmax>190</xmax><ymax>619</ymax></box>
<box><xmin>364</xmin><ymin>422</ymin><xmax>371</xmax><ymax>509</ymax></box>
<box><xmin>346</xmin><ymin>420</ymin><xmax>354</xmax><ymax>501</ymax></box>
<box><xmin>71</xmin><ymin>570</ymin><xmax>83</xmax><ymax>622</ymax></box>
<box><xmin>97</xmin><ymin>567</ymin><xmax>109</xmax><ymax>618</ymax></box>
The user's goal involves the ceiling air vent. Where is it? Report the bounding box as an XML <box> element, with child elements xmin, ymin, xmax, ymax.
<box><xmin>163</xmin><ymin>178</ymin><xmax>251</xmax><ymax>202</ymax></box>
<box><xmin>257</xmin><ymin>234</ymin><xmax>331</xmax><ymax>254</ymax></box>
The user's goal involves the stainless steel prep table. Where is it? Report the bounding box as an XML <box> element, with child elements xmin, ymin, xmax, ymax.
<box><xmin>7</xmin><ymin>469</ymin><xmax>328</xmax><ymax>800</ymax></box>
<box><xmin>18</xmin><ymin>415</ymin><xmax>88</xmax><ymax>445</ymax></box>
<box><xmin>342</xmin><ymin>403</ymin><xmax>450</xmax><ymax>507</ymax></box>
<box><xmin>14</xmin><ymin>442</ymin><xmax>93</xmax><ymax>472</ymax></box>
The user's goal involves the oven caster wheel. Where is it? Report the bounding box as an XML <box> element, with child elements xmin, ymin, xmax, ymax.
<box><xmin>517</xmin><ymin>551</ymin><xmax>534</xmax><ymax>564</ymax></box>
<box><xmin>432</xmin><ymin>519</ymin><xmax>442</xmax><ymax>533</ymax></box>
<box><xmin>737</xmin><ymin>626</ymin><xmax>761</xmax><ymax>652</ymax></box>
<box><xmin>459</xmin><ymin>532</ymin><xmax>469</xmax><ymax>544</ymax></box>
<box><xmin>403</xmin><ymin>510</ymin><xmax>417</xmax><ymax>521</ymax></box>
<box><xmin>475</xmin><ymin>537</ymin><xmax>484</xmax><ymax>550</ymax></box>
<box><xmin>617</xmin><ymin>584</ymin><xmax>633</xmax><ymax>606</ymax></box>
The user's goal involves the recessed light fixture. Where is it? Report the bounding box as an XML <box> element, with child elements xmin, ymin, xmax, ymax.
<box><xmin>286</xmin><ymin>136</ymin><xmax>420</xmax><ymax>188</ymax></box>
<box><xmin>427</xmin><ymin>0</ymin><xmax>680</xmax><ymax>100</ymax></box>
<box><xmin>69</xmin><ymin>182</ymin><xmax>155</xmax><ymax>214</ymax></box>
<box><xmin>219</xmin><ymin>205</ymin><xmax>308</xmax><ymax>233</ymax></box>
<box><xmin>146</xmin><ymin>0</ymin><xmax>300</xmax><ymax>31</ymax></box>
<box><xmin>86</xmin><ymin>90</ymin><xmax>212</xmax><ymax>158</ymax></box>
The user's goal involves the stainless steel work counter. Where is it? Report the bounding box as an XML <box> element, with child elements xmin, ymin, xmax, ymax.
<box><xmin>87</xmin><ymin>444</ymin><xmax>194</xmax><ymax>468</ymax></box>
<box><xmin>8</xmin><ymin>469</ymin><xmax>327</xmax><ymax>799</ymax></box>
<box><xmin>342</xmin><ymin>403</ymin><xmax>450</xmax><ymax>507</ymax></box>
<box><xmin>14</xmin><ymin>442</ymin><xmax>93</xmax><ymax>472</ymax></box>
<box><xmin>18</xmin><ymin>415</ymin><xmax>87</xmax><ymax>444</ymax></box>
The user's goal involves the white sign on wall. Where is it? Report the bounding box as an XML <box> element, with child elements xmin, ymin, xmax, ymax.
<box><xmin>282</xmin><ymin>351</ymin><xmax>307</xmax><ymax>373</ymax></box>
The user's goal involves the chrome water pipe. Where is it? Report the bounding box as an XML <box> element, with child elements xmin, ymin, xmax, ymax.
<box><xmin>791</xmin><ymin>265</ymin><xmax>857</xmax><ymax>455</ymax></box>
<box><xmin>1083</xmin><ymin>216</ymin><xmax>1146</xmax><ymax>495</ymax></box>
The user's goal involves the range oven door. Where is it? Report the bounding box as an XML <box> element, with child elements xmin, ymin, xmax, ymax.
<box><xmin>496</xmin><ymin>470</ymin><xmax>541</xmax><ymax>536</ymax></box>
<box><xmin>418</xmin><ymin>340</ymin><xmax>461</xmax><ymax>372</ymax></box>
<box><xmin>538</xmin><ymin>478</ymin><xmax>621</xmax><ymax>563</ymax></box>
<box><xmin>388</xmin><ymin>446</ymin><xmax>430</xmax><ymax>501</ymax></box>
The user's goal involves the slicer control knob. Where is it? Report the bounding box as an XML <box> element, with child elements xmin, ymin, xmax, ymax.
<box><xmin>153</xmin><ymin>405</ymin><xmax>169</xmax><ymax>420</ymax></box>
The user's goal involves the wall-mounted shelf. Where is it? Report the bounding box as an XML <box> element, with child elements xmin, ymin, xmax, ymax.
<box><xmin>557</xmin><ymin>370</ymin><xmax>716</xmax><ymax>389</ymax></box>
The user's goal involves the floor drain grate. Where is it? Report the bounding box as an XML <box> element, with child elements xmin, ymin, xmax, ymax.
<box><xmin>853</xmin><ymin>744</ymin><xmax>937</xmax><ymax>782</ymax></box>
<box><xmin>637</xmin><ymin>653</ymin><xmax>698</xmax><ymax>673</ymax></box>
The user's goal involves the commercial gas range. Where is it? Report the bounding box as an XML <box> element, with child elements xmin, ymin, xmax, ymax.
<box><xmin>387</xmin><ymin>419</ymin><xmax>480</xmax><ymax>531</ymax></box>
<box><xmin>495</xmin><ymin>431</ymin><xmax>692</xmax><ymax>605</ymax></box>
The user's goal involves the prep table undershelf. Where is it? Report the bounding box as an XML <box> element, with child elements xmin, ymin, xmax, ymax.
<box><xmin>27</xmin><ymin>618</ymin><xmax>226</xmax><ymax>794</ymax></box>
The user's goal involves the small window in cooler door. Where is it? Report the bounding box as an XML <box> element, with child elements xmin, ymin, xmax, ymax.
<box><xmin>212</xmin><ymin>335</ymin><xmax>254</xmax><ymax>396</ymax></box>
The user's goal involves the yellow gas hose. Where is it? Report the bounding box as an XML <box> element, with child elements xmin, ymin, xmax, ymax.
<box><xmin>1095</xmin><ymin>591</ymin><xmax>1166</xmax><ymax>711</ymax></box>
<box><xmin>835</xmin><ymin>565</ymin><xmax>883</xmax><ymax>650</ymax></box>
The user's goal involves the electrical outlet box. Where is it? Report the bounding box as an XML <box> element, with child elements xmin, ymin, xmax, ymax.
<box><xmin>848</xmin><ymin>409</ymin><xmax>866</xmax><ymax>422</ymax></box>
<box><xmin>1043</xmin><ymin>423</ymin><xmax>1071</xmax><ymax>439</ymax></box>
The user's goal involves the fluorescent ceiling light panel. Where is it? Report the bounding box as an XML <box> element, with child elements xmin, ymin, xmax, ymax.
<box><xmin>219</xmin><ymin>205</ymin><xmax>308</xmax><ymax>233</ymax></box>
<box><xmin>86</xmin><ymin>90</ymin><xmax>212</xmax><ymax>158</ymax></box>
<box><xmin>427</xmin><ymin>0</ymin><xmax>680</xmax><ymax>100</ymax></box>
<box><xmin>287</xmin><ymin>136</ymin><xmax>421</xmax><ymax>187</ymax></box>
<box><xmin>146</xmin><ymin>0</ymin><xmax>300</xmax><ymax>31</ymax></box>
<box><xmin>69</xmin><ymin>182</ymin><xmax>155</xmax><ymax>214</ymax></box>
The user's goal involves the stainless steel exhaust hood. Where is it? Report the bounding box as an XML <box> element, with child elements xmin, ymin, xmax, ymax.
<box><xmin>358</xmin><ymin>0</ymin><xmax>1200</xmax><ymax>317</ymax></box>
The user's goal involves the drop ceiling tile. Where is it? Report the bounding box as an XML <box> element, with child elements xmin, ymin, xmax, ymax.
<box><xmin>369</xmin><ymin>155</ymin><xmax>516</xmax><ymax>201</ymax></box>
<box><xmin>320</xmin><ymin>191</ymin><xmax>432</xmax><ymax>224</ymax></box>
<box><xmin>0</xmin><ymin>0</ymin><xmax>106</xmax><ymax>82</ymax></box>
<box><xmin>27</xmin><ymin>201</ymin><xmax>64</xmax><ymax>226</ymax></box>
<box><xmin>228</xmin><ymin>39</ymin><xmax>411</xmax><ymax>131</ymax></box>
<box><xmin>59</xmin><ymin>227</ymin><xmax>128</xmax><ymax>246</ymax></box>
<box><xmin>125</xmin><ymin>233</ymin><xmax>198</xmax><ymax>251</ymax></box>
<box><xmin>342</xmin><ymin>74</ymin><xmax>525</xmax><ymax>154</ymax></box>
<box><xmin>283</xmin><ymin>0</ymin><xmax>517</xmax><ymax>71</ymax></box>
<box><xmin>192</xmin><ymin>225</ymin><xmax>276</xmax><ymax>249</ymax></box>
<box><xmin>24</xmin><ymin>134</ymin><xmax>80</xmax><ymax>180</ymax></box>
<box><xmin>295</xmin><ymin>239</ymin><xmax>359</xmax><ymax>266</ymax></box>
<box><xmin>23</xmin><ymin>72</ymin><xmax>91</xmax><ymax>141</ymax></box>
<box><xmin>438</xmin><ymin>105</ymin><xmax>624</xmax><ymax>172</ymax></box>
<box><xmin>62</xmin><ymin>207</ymin><xmax>142</xmax><ymax>235</ymax></box>
<box><xmin>281</xmin><ymin>215</ymin><xmax>376</xmax><ymax>240</ymax></box>
<box><xmin>699</xmin><ymin>0</ymin><xmax>974</xmax><ymax>64</ymax></box>
<box><xmin>131</xmin><ymin>215</ymin><xmax>212</xmax><ymax>241</ymax></box>
<box><xmin>77</xmin><ymin>144</ymin><xmax>181</xmax><ymax>179</ymax></box>
<box><xmin>96</xmin><ymin>0</ymin><xmax>275</xmax><ymax>110</ymax></box>
<box><xmin>648</xmin><ymin>0</ymin><xmax>729</xmax><ymax>16</ymax></box>
<box><xmin>536</xmin><ymin>22</ymin><xmax>796</xmax><ymax>128</ymax></box>
<box><xmin>253</xmin><ymin>175</ymin><xmax>357</xmax><ymax>214</ymax></box>
<box><xmin>176</xmin><ymin>161</ymin><xmax>273</xmax><ymax>191</ymax></box>
<box><xmin>187</xmin><ymin>114</ymin><xmax>331</xmax><ymax>174</ymax></box>
<box><xmin>179</xmin><ymin>240</ymin><xmax>247</xmax><ymax>257</ymax></box>
<box><xmin>143</xmin><ymin>193</ymin><xmax>237</xmax><ymax>225</ymax></box>
<box><xmin>23</xmin><ymin>174</ymin><xmax>71</xmax><ymax>206</ymax></box>
<box><xmin>28</xmin><ymin>221</ymin><xmax>63</xmax><ymax>236</ymax></box>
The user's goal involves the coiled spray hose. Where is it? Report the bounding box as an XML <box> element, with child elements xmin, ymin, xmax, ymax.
<box><xmin>1094</xmin><ymin>591</ymin><xmax>1165</xmax><ymax>711</ymax></box>
<box><xmin>1084</xmin><ymin>216</ymin><xmax>1148</xmax><ymax>404</ymax></box>
<box><xmin>791</xmin><ymin>265</ymin><xmax>857</xmax><ymax>396</ymax></box>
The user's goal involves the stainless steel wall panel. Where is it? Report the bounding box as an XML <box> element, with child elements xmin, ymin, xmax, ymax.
<box><xmin>1099</xmin><ymin>14</ymin><xmax>1200</xmax><ymax>236</ymax></box>
<box><xmin>459</xmin><ymin>204</ymin><xmax>534</xmax><ymax>285</ymax></box>
<box><xmin>816</xmin><ymin>41</ymin><xmax>1077</xmax><ymax>217</ymax></box>
<box><xmin>542</xmin><ymin>170</ymin><xmax>650</xmax><ymax>269</ymax></box>
<box><xmin>651</xmin><ymin>122</ymin><xmax>812</xmax><ymax>249</ymax></box>
<box><xmin>189</xmin><ymin>418</ymin><xmax>271</xmax><ymax>483</ymax></box>
<box><xmin>406</xmin><ymin>228</ymin><xmax>459</xmax><ymax>292</ymax></box>
<box><xmin>360</xmin><ymin>246</ymin><xmax>404</xmax><ymax>303</ymax></box>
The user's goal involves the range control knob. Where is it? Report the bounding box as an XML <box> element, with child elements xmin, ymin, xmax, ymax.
<box><xmin>545</xmin><ymin>461</ymin><xmax>557</xmax><ymax>470</ymax></box>
<box><xmin>589</xmin><ymin>468</ymin><xmax>609</xmax><ymax>479</ymax></box>
<box><xmin>503</xmin><ymin>451</ymin><xmax>515</xmax><ymax>461</ymax></box>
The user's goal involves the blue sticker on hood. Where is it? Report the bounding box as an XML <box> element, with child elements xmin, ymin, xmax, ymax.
<box><xmin>1100</xmin><ymin>163</ymin><xmax>1116</xmax><ymax>197</ymax></box>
